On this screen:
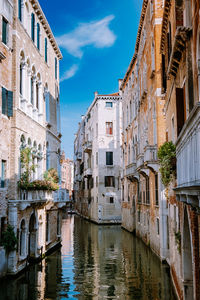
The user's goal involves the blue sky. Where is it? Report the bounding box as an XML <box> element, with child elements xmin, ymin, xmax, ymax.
<box><xmin>39</xmin><ymin>0</ymin><xmax>143</xmax><ymax>159</ymax></box>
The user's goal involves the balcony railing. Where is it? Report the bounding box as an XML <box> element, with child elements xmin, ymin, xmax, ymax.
<box><xmin>83</xmin><ymin>141</ymin><xmax>92</xmax><ymax>153</ymax></box>
<box><xmin>20</xmin><ymin>190</ymin><xmax>53</xmax><ymax>202</ymax></box>
<box><xmin>176</xmin><ymin>103</ymin><xmax>200</xmax><ymax>189</ymax></box>
<box><xmin>144</xmin><ymin>145</ymin><xmax>157</xmax><ymax>163</ymax></box>
<box><xmin>125</xmin><ymin>163</ymin><xmax>136</xmax><ymax>177</ymax></box>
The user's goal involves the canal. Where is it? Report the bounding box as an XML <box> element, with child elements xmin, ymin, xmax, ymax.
<box><xmin>0</xmin><ymin>215</ymin><xmax>176</xmax><ymax>299</ymax></box>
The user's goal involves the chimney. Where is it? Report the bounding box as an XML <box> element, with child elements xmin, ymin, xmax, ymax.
<box><xmin>94</xmin><ymin>91</ymin><xmax>98</xmax><ymax>97</ymax></box>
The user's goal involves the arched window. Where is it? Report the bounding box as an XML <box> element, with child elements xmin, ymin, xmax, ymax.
<box><xmin>128</xmin><ymin>145</ymin><xmax>130</xmax><ymax>165</ymax></box>
<box><xmin>28</xmin><ymin>137</ymin><xmax>31</xmax><ymax>147</ymax></box>
<box><xmin>20</xmin><ymin>134</ymin><xmax>26</xmax><ymax>149</ymax></box>
<box><xmin>130</xmin><ymin>101</ymin><xmax>132</xmax><ymax>123</ymax></box>
<box><xmin>38</xmin><ymin>144</ymin><xmax>42</xmax><ymax>179</ymax></box>
<box><xmin>31</xmin><ymin>66</ymin><xmax>36</xmax><ymax>106</ymax></box>
<box><xmin>19</xmin><ymin>219</ymin><xmax>26</xmax><ymax>257</ymax></box>
<box><xmin>19</xmin><ymin>51</ymin><xmax>25</xmax><ymax>98</ymax></box>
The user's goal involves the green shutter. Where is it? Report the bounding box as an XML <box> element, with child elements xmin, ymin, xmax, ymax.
<box><xmin>31</xmin><ymin>13</ymin><xmax>35</xmax><ymax>42</ymax></box>
<box><xmin>2</xmin><ymin>18</ymin><xmax>7</xmax><ymax>45</ymax></box>
<box><xmin>18</xmin><ymin>0</ymin><xmax>22</xmax><ymax>21</ymax></box>
<box><xmin>2</xmin><ymin>87</ymin><xmax>7</xmax><ymax>115</ymax></box>
<box><xmin>7</xmin><ymin>91</ymin><xmax>13</xmax><ymax>117</ymax></box>
<box><xmin>37</xmin><ymin>23</ymin><xmax>40</xmax><ymax>50</ymax></box>
<box><xmin>45</xmin><ymin>38</ymin><xmax>47</xmax><ymax>63</ymax></box>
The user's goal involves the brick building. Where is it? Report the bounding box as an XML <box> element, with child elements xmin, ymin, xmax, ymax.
<box><xmin>0</xmin><ymin>0</ymin><xmax>65</xmax><ymax>277</ymax></box>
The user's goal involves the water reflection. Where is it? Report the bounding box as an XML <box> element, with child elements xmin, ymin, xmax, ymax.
<box><xmin>0</xmin><ymin>215</ymin><xmax>176</xmax><ymax>299</ymax></box>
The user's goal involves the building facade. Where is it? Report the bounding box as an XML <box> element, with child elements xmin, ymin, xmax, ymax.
<box><xmin>61</xmin><ymin>151</ymin><xmax>74</xmax><ymax>200</ymax></box>
<box><xmin>120</xmin><ymin>0</ymin><xmax>167</xmax><ymax>259</ymax></box>
<box><xmin>0</xmin><ymin>0</ymin><xmax>65</xmax><ymax>277</ymax></box>
<box><xmin>0</xmin><ymin>0</ymin><xmax>14</xmax><ymax>276</ymax></box>
<box><xmin>160</xmin><ymin>0</ymin><xmax>200</xmax><ymax>299</ymax></box>
<box><xmin>74</xmin><ymin>92</ymin><xmax>122</xmax><ymax>224</ymax></box>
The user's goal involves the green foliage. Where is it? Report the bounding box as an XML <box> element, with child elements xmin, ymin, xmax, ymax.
<box><xmin>44</xmin><ymin>168</ymin><xmax>59</xmax><ymax>184</ymax></box>
<box><xmin>174</xmin><ymin>231</ymin><xmax>181</xmax><ymax>254</ymax></box>
<box><xmin>20</xmin><ymin>147</ymin><xmax>36</xmax><ymax>183</ymax></box>
<box><xmin>1</xmin><ymin>225</ymin><xmax>18</xmax><ymax>253</ymax></box>
<box><xmin>158</xmin><ymin>141</ymin><xmax>176</xmax><ymax>187</ymax></box>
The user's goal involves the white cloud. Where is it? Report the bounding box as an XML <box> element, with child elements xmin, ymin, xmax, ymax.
<box><xmin>60</xmin><ymin>64</ymin><xmax>79</xmax><ymax>82</ymax></box>
<box><xmin>57</xmin><ymin>15</ymin><xmax>116</xmax><ymax>58</ymax></box>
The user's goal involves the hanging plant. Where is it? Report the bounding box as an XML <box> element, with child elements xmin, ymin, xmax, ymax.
<box><xmin>158</xmin><ymin>141</ymin><xmax>176</xmax><ymax>187</ymax></box>
<box><xmin>1</xmin><ymin>225</ymin><xmax>18</xmax><ymax>253</ymax></box>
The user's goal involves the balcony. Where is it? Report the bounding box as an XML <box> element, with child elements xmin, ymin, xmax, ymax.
<box><xmin>83</xmin><ymin>141</ymin><xmax>92</xmax><ymax>153</ymax></box>
<box><xmin>84</xmin><ymin>168</ymin><xmax>92</xmax><ymax>177</ymax></box>
<box><xmin>136</xmin><ymin>154</ymin><xmax>144</xmax><ymax>169</ymax></box>
<box><xmin>13</xmin><ymin>190</ymin><xmax>54</xmax><ymax>211</ymax></box>
<box><xmin>125</xmin><ymin>163</ymin><xmax>136</xmax><ymax>177</ymax></box>
<box><xmin>54</xmin><ymin>189</ymin><xmax>69</xmax><ymax>208</ymax></box>
<box><xmin>175</xmin><ymin>103</ymin><xmax>200</xmax><ymax>194</ymax></box>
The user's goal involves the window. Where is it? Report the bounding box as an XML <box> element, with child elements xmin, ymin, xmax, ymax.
<box><xmin>138</xmin><ymin>210</ymin><xmax>141</xmax><ymax>223</ymax></box>
<box><xmin>30</xmin><ymin>77</ymin><xmax>34</xmax><ymax>105</ymax></box>
<box><xmin>31</xmin><ymin>13</ymin><xmax>35</xmax><ymax>42</ymax></box>
<box><xmin>157</xmin><ymin>218</ymin><xmax>160</xmax><ymax>235</ymax></box>
<box><xmin>106</xmin><ymin>122</ymin><xmax>113</xmax><ymax>135</ymax></box>
<box><xmin>110</xmin><ymin>197</ymin><xmax>114</xmax><ymax>203</ymax></box>
<box><xmin>2</xmin><ymin>18</ymin><xmax>8</xmax><ymax>45</ymax></box>
<box><xmin>18</xmin><ymin>0</ymin><xmax>22</xmax><ymax>21</ymax></box>
<box><xmin>106</xmin><ymin>102</ymin><xmax>113</xmax><ymax>108</ymax></box>
<box><xmin>155</xmin><ymin>174</ymin><xmax>159</xmax><ymax>205</ymax></box>
<box><xmin>20</xmin><ymin>64</ymin><xmax>23</xmax><ymax>95</ymax></box>
<box><xmin>162</xmin><ymin>54</ymin><xmax>166</xmax><ymax>93</ymax></box>
<box><xmin>45</xmin><ymin>90</ymin><xmax>50</xmax><ymax>123</ymax></box>
<box><xmin>1</xmin><ymin>160</ymin><xmax>6</xmax><ymax>188</ymax></box>
<box><xmin>96</xmin><ymin>152</ymin><xmax>98</xmax><ymax>165</ymax></box>
<box><xmin>36</xmin><ymin>82</ymin><xmax>39</xmax><ymax>109</ymax></box>
<box><xmin>96</xmin><ymin>176</ymin><xmax>98</xmax><ymax>187</ymax></box>
<box><xmin>106</xmin><ymin>152</ymin><xmax>113</xmax><ymax>165</ymax></box>
<box><xmin>55</xmin><ymin>57</ymin><xmax>57</xmax><ymax>79</ymax></box>
<box><xmin>146</xmin><ymin>177</ymin><xmax>150</xmax><ymax>204</ymax></box>
<box><xmin>176</xmin><ymin>87</ymin><xmax>185</xmax><ymax>136</ymax></box>
<box><xmin>20</xmin><ymin>219</ymin><xmax>26</xmax><ymax>257</ymax></box>
<box><xmin>37</xmin><ymin>23</ymin><xmax>40</xmax><ymax>50</ymax></box>
<box><xmin>105</xmin><ymin>176</ymin><xmax>115</xmax><ymax>187</ymax></box>
<box><xmin>45</xmin><ymin>38</ymin><xmax>48</xmax><ymax>63</ymax></box>
<box><xmin>46</xmin><ymin>212</ymin><xmax>50</xmax><ymax>242</ymax></box>
<box><xmin>2</xmin><ymin>87</ymin><xmax>13</xmax><ymax>117</ymax></box>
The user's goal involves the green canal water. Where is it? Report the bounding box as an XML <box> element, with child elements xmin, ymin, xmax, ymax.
<box><xmin>0</xmin><ymin>215</ymin><xmax>176</xmax><ymax>299</ymax></box>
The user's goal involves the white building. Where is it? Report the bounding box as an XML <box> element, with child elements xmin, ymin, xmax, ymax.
<box><xmin>74</xmin><ymin>91</ymin><xmax>122</xmax><ymax>224</ymax></box>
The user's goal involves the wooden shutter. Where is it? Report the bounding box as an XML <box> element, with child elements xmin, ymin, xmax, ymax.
<box><xmin>45</xmin><ymin>38</ymin><xmax>48</xmax><ymax>63</ymax></box>
<box><xmin>2</xmin><ymin>18</ymin><xmax>7</xmax><ymax>45</ymax></box>
<box><xmin>2</xmin><ymin>87</ymin><xmax>7</xmax><ymax>115</ymax></box>
<box><xmin>7</xmin><ymin>91</ymin><xmax>13</xmax><ymax>117</ymax></box>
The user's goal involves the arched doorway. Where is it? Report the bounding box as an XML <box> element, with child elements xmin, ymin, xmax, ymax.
<box><xmin>28</xmin><ymin>213</ymin><xmax>37</xmax><ymax>258</ymax></box>
<box><xmin>182</xmin><ymin>208</ymin><xmax>194</xmax><ymax>300</ymax></box>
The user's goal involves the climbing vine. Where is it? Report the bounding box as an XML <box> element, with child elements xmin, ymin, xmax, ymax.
<box><xmin>158</xmin><ymin>141</ymin><xmax>176</xmax><ymax>187</ymax></box>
